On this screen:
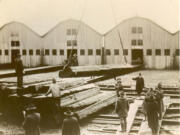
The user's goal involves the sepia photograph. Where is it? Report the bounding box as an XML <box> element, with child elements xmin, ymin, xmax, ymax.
<box><xmin>0</xmin><ymin>0</ymin><xmax>179</xmax><ymax>135</ymax></box>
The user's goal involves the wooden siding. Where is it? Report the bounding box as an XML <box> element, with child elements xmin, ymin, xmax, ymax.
<box><xmin>43</xmin><ymin>19</ymin><xmax>102</xmax><ymax>66</ymax></box>
<box><xmin>104</xmin><ymin>17</ymin><xmax>179</xmax><ymax>69</ymax></box>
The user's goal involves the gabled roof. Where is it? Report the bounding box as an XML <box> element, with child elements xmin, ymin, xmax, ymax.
<box><xmin>104</xmin><ymin>16</ymin><xmax>179</xmax><ymax>36</ymax></box>
<box><xmin>0</xmin><ymin>21</ymin><xmax>42</xmax><ymax>37</ymax></box>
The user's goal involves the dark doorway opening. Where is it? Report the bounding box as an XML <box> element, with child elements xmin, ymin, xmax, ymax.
<box><xmin>67</xmin><ymin>49</ymin><xmax>77</xmax><ymax>59</ymax></box>
<box><xmin>11</xmin><ymin>49</ymin><xmax>20</xmax><ymax>66</ymax></box>
<box><xmin>131</xmin><ymin>49</ymin><xmax>143</xmax><ymax>65</ymax></box>
<box><xmin>67</xmin><ymin>49</ymin><xmax>78</xmax><ymax>66</ymax></box>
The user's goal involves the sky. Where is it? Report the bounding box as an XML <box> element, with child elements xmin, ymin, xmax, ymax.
<box><xmin>0</xmin><ymin>0</ymin><xmax>179</xmax><ymax>36</ymax></box>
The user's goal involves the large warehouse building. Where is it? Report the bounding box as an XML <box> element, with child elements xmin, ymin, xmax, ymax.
<box><xmin>104</xmin><ymin>17</ymin><xmax>179</xmax><ymax>69</ymax></box>
<box><xmin>0</xmin><ymin>17</ymin><xmax>179</xmax><ymax>69</ymax></box>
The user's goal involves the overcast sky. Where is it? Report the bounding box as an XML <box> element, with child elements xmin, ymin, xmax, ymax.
<box><xmin>0</xmin><ymin>0</ymin><xmax>179</xmax><ymax>35</ymax></box>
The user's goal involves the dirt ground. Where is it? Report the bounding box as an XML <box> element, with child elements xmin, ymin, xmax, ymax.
<box><xmin>0</xmin><ymin>70</ymin><xmax>179</xmax><ymax>135</ymax></box>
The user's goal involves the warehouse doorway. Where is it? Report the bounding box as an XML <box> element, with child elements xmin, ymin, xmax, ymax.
<box><xmin>11</xmin><ymin>49</ymin><xmax>20</xmax><ymax>66</ymax></box>
<box><xmin>131</xmin><ymin>49</ymin><xmax>143</xmax><ymax>65</ymax></box>
<box><xmin>67</xmin><ymin>49</ymin><xmax>78</xmax><ymax>66</ymax></box>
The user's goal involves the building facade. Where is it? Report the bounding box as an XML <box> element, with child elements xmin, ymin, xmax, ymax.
<box><xmin>104</xmin><ymin>17</ymin><xmax>179</xmax><ymax>69</ymax></box>
<box><xmin>0</xmin><ymin>17</ymin><xmax>179</xmax><ymax>69</ymax></box>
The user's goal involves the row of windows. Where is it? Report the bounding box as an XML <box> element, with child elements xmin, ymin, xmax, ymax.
<box><xmin>132</xmin><ymin>27</ymin><xmax>143</xmax><ymax>34</ymax></box>
<box><xmin>132</xmin><ymin>40</ymin><xmax>143</xmax><ymax>45</ymax></box>
<box><xmin>146</xmin><ymin>49</ymin><xmax>178</xmax><ymax>56</ymax></box>
<box><xmin>0</xmin><ymin>49</ymin><xmax>179</xmax><ymax>56</ymax></box>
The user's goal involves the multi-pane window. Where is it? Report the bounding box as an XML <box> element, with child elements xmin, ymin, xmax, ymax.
<box><xmin>123</xmin><ymin>49</ymin><xmax>128</xmax><ymax>55</ymax></box>
<box><xmin>72</xmin><ymin>40</ymin><xmax>77</xmax><ymax>46</ymax></box>
<box><xmin>146</xmin><ymin>49</ymin><xmax>152</xmax><ymax>56</ymax></box>
<box><xmin>11</xmin><ymin>41</ymin><xmax>20</xmax><ymax>47</ymax></box>
<box><xmin>138</xmin><ymin>27</ymin><xmax>143</xmax><ymax>33</ymax></box>
<box><xmin>60</xmin><ymin>49</ymin><xmax>64</xmax><ymax>55</ymax></box>
<box><xmin>132</xmin><ymin>27</ymin><xmax>136</xmax><ymax>33</ymax></box>
<box><xmin>0</xmin><ymin>50</ymin><xmax>2</xmax><ymax>55</ymax></box>
<box><xmin>132</xmin><ymin>40</ymin><xmax>136</xmax><ymax>45</ymax></box>
<box><xmin>22</xmin><ymin>50</ymin><xmax>26</xmax><ymax>55</ymax></box>
<box><xmin>96</xmin><ymin>49</ymin><xmax>101</xmax><ymax>55</ymax></box>
<box><xmin>72</xmin><ymin>29</ymin><xmax>77</xmax><ymax>35</ymax></box>
<box><xmin>67</xmin><ymin>40</ymin><xmax>71</xmax><ymax>46</ymax></box>
<box><xmin>138</xmin><ymin>40</ymin><xmax>143</xmax><ymax>45</ymax></box>
<box><xmin>5</xmin><ymin>50</ymin><xmax>8</xmax><ymax>55</ymax></box>
<box><xmin>29</xmin><ymin>49</ymin><xmax>33</xmax><ymax>55</ymax></box>
<box><xmin>88</xmin><ymin>49</ymin><xmax>93</xmax><ymax>55</ymax></box>
<box><xmin>155</xmin><ymin>49</ymin><xmax>161</xmax><ymax>56</ymax></box>
<box><xmin>67</xmin><ymin>29</ymin><xmax>77</xmax><ymax>35</ymax></box>
<box><xmin>106</xmin><ymin>49</ymin><xmax>111</xmax><ymax>55</ymax></box>
<box><xmin>36</xmin><ymin>49</ymin><xmax>40</xmax><ymax>55</ymax></box>
<box><xmin>176</xmin><ymin>49</ymin><xmax>180</xmax><ymax>56</ymax></box>
<box><xmin>66</xmin><ymin>29</ymin><xmax>71</xmax><ymax>35</ymax></box>
<box><xmin>80</xmin><ymin>49</ymin><xmax>85</xmax><ymax>55</ymax></box>
<box><xmin>164</xmin><ymin>49</ymin><xmax>170</xmax><ymax>56</ymax></box>
<box><xmin>52</xmin><ymin>49</ymin><xmax>57</xmax><ymax>55</ymax></box>
<box><xmin>45</xmin><ymin>49</ymin><xmax>49</xmax><ymax>55</ymax></box>
<box><xmin>114</xmin><ymin>49</ymin><xmax>119</xmax><ymax>55</ymax></box>
<box><xmin>132</xmin><ymin>27</ymin><xmax>143</xmax><ymax>33</ymax></box>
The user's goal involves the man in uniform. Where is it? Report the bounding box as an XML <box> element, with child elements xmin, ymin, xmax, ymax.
<box><xmin>14</xmin><ymin>53</ymin><xmax>24</xmax><ymax>88</ymax></box>
<box><xmin>132</xmin><ymin>73</ymin><xmax>144</xmax><ymax>96</ymax></box>
<box><xmin>115</xmin><ymin>91</ymin><xmax>129</xmax><ymax>132</ymax></box>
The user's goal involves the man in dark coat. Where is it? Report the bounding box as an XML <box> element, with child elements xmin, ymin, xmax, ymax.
<box><xmin>14</xmin><ymin>54</ymin><xmax>24</xmax><ymax>88</ymax></box>
<box><xmin>115</xmin><ymin>78</ymin><xmax>123</xmax><ymax>97</ymax></box>
<box><xmin>23</xmin><ymin>104</ymin><xmax>41</xmax><ymax>135</ymax></box>
<box><xmin>145</xmin><ymin>95</ymin><xmax>159</xmax><ymax>135</ymax></box>
<box><xmin>132</xmin><ymin>73</ymin><xmax>144</xmax><ymax>96</ymax></box>
<box><xmin>62</xmin><ymin>109</ymin><xmax>80</xmax><ymax>135</ymax></box>
<box><xmin>154</xmin><ymin>87</ymin><xmax>164</xmax><ymax>120</ymax></box>
<box><xmin>115</xmin><ymin>91</ymin><xmax>129</xmax><ymax>132</ymax></box>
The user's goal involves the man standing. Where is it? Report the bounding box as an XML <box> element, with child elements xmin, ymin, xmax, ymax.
<box><xmin>145</xmin><ymin>95</ymin><xmax>159</xmax><ymax>135</ymax></box>
<box><xmin>46</xmin><ymin>78</ymin><xmax>61</xmax><ymax>107</ymax></box>
<box><xmin>62</xmin><ymin>109</ymin><xmax>80</xmax><ymax>135</ymax></box>
<box><xmin>115</xmin><ymin>78</ymin><xmax>123</xmax><ymax>97</ymax></box>
<box><xmin>46</xmin><ymin>78</ymin><xmax>62</xmax><ymax>125</ymax></box>
<box><xmin>155</xmin><ymin>87</ymin><xmax>164</xmax><ymax>120</ymax></box>
<box><xmin>23</xmin><ymin>104</ymin><xmax>40</xmax><ymax>135</ymax></box>
<box><xmin>115</xmin><ymin>91</ymin><xmax>129</xmax><ymax>132</ymax></box>
<box><xmin>132</xmin><ymin>73</ymin><xmax>144</xmax><ymax>96</ymax></box>
<box><xmin>14</xmin><ymin>53</ymin><xmax>24</xmax><ymax>88</ymax></box>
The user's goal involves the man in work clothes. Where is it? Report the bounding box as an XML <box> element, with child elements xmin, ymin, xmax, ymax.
<box><xmin>62</xmin><ymin>109</ymin><xmax>80</xmax><ymax>135</ymax></box>
<box><xmin>115</xmin><ymin>91</ymin><xmax>129</xmax><ymax>132</ymax></box>
<box><xmin>46</xmin><ymin>78</ymin><xmax>62</xmax><ymax>125</ymax></box>
<box><xmin>132</xmin><ymin>73</ymin><xmax>144</xmax><ymax>96</ymax></box>
<box><xmin>145</xmin><ymin>95</ymin><xmax>159</xmax><ymax>135</ymax></box>
<box><xmin>14</xmin><ymin>53</ymin><xmax>24</xmax><ymax>88</ymax></box>
<box><xmin>115</xmin><ymin>78</ymin><xmax>123</xmax><ymax>97</ymax></box>
<box><xmin>23</xmin><ymin>104</ymin><xmax>41</xmax><ymax>135</ymax></box>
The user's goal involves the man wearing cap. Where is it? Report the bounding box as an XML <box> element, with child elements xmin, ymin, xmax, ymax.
<box><xmin>115</xmin><ymin>91</ymin><xmax>129</xmax><ymax>132</ymax></box>
<box><xmin>115</xmin><ymin>78</ymin><xmax>123</xmax><ymax>97</ymax></box>
<box><xmin>14</xmin><ymin>53</ymin><xmax>24</xmax><ymax>88</ymax></box>
<box><xmin>132</xmin><ymin>73</ymin><xmax>144</xmax><ymax>96</ymax></box>
<box><xmin>62</xmin><ymin>109</ymin><xmax>80</xmax><ymax>135</ymax></box>
<box><xmin>22</xmin><ymin>104</ymin><xmax>40</xmax><ymax>135</ymax></box>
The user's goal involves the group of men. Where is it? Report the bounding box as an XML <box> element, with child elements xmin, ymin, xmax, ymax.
<box><xmin>115</xmin><ymin>73</ymin><xmax>164</xmax><ymax>135</ymax></box>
